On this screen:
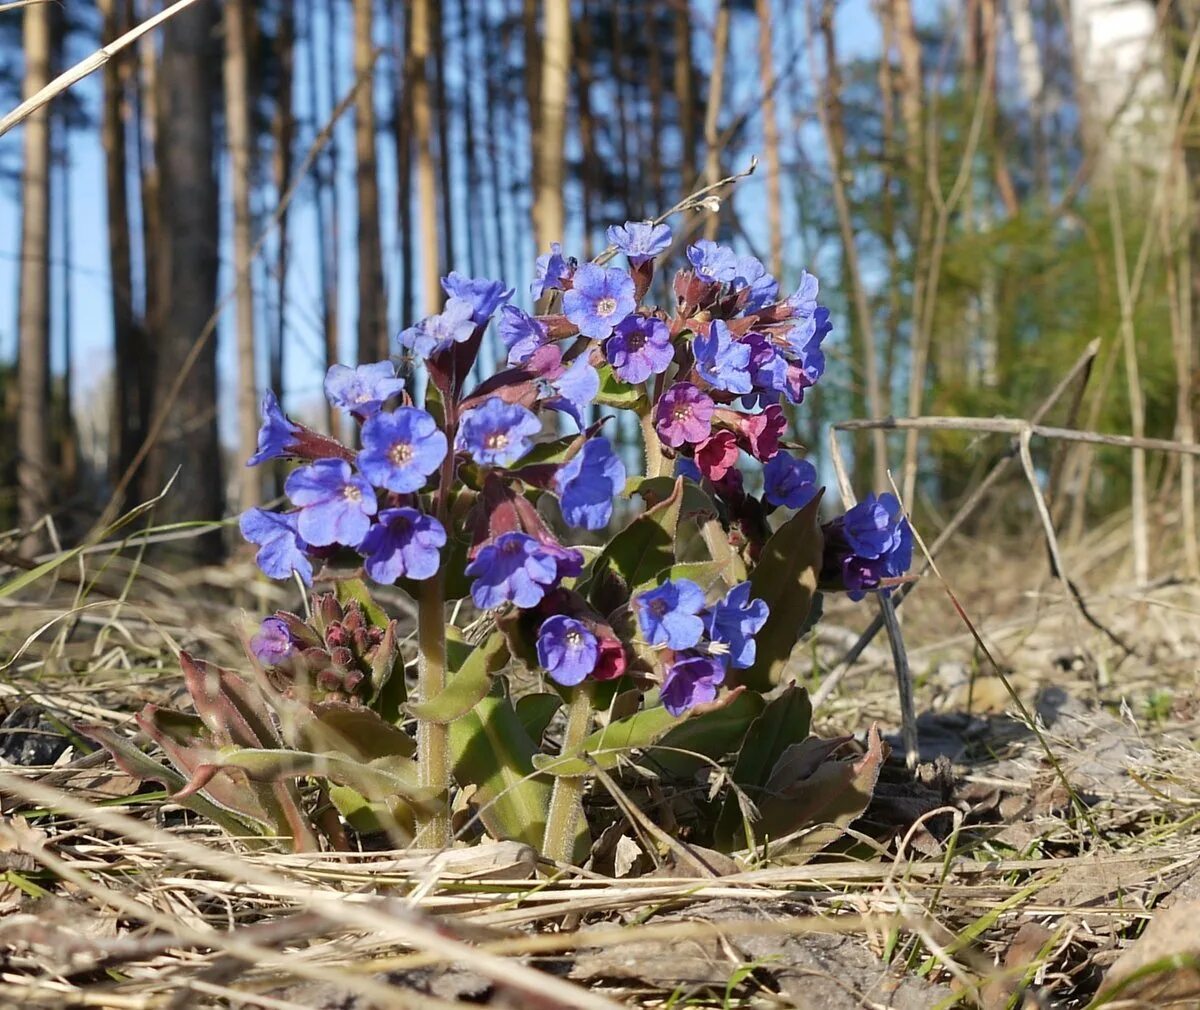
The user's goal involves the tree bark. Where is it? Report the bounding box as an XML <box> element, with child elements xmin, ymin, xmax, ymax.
<box><xmin>149</xmin><ymin>0</ymin><xmax>223</xmax><ymax>558</ymax></box>
<box><xmin>756</xmin><ymin>0</ymin><xmax>783</xmax><ymax>278</ymax></box>
<box><xmin>673</xmin><ymin>1</ymin><xmax>697</xmax><ymax>177</ymax></box>
<box><xmin>576</xmin><ymin>0</ymin><xmax>597</xmax><ymax>257</ymax></box>
<box><xmin>533</xmin><ymin>0</ymin><xmax>570</xmax><ymax>252</ymax></box>
<box><xmin>16</xmin><ymin>1</ymin><xmax>53</xmax><ymax>556</ymax></box>
<box><xmin>354</xmin><ymin>0</ymin><xmax>388</xmax><ymax>364</ymax></box>
<box><xmin>271</xmin><ymin>3</ymin><xmax>295</xmax><ymax>409</ymax></box>
<box><xmin>701</xmin><ymin>1</ymin><xmax>731</xmax><ymax>240</ymax></box>
<box><xmin>224</xmin><ymin>0</ymin><xmax>260</xmax><ymax>512</ymax></box>
<box><xmin>432</xmin><ymin>0</ymin><xmax>455</xmax><ymax>275</ymax></box>
<box><xmin>411</xmin><ymin>0</ymin><xmax>442</xmax><ymax>315</ymax></box>
<box><xmin>457</xmin><ymin>0</ymin><xmax>482</xmax><ymax>277</ymax></box>
<box><xmin>391</xmin><ymin>1</ymin><xmax>415</xmax><ymax>331</ymax></box>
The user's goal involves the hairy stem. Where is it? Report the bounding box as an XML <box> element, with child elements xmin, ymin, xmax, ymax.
<box><xmin>542</xmin><ymin>685</ymin><xmax>595</xmax><ymax>865</ymax></box>
<box><xmin>640</xmin><ymin>412</ymin><xmax>665</xmax><ymax>478</ymax></box>
<box><xmin>414</xmin><ymin>571</ymin><xmax>450</xmax><ymax>847</ymax></box>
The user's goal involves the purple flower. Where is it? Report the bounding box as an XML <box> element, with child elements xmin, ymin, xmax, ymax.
<box><xmin>822</xmin><ymin>493</ymin><xmax>913</xmax><ymax>601</ymax></box>
<box><xmin>686</xmin><ymin>240</ymin><xmax>738</xmax><ymax>284</ymax></box>
<box><xmin>498</xmin><ymin>305</ymin><xmax>548</xmax><ymax>365</ymax></box>
<box><xmin>745</xmin><ymin>332</ymin><xmax>789</xmax><ymax>397</ymax></box>
<box><xmin>694</xmin><ymin>320</ymin><xmax>752</xmax><ymax>394</ymax></box>
<box><xmin>397</xmin><ymin>297</ymin><xmax>476</xmax><ymax>358</ymax></box>
<box><xmin>762</xmin><ymin>453</ymin><xmax>820</xmax><ymax>510</ymax></box>
<box><xmin>554</xmin><ymin>437</ymin><xmax>626</xmax><ymax>530</ymax></box>
<box><xmin>456</xmin><ymin>397</ymin><xmax>542</xmax><ymax>468</ymax></box>
<box><xmin>603</xmin><ymin>315</ymin><xmax>674</xmax><ymax>384</ymax></box>
<box><xmin>562</xmin><ymin>263</ymin><xmax>637</xmax><ymax>339</ymax></box>
<box><xmin>442</xmin><ymin>271</ymin><xmax>513</xmax><ymax>324</ymax></box>
<box><xmin>732</xmin><ymin>255</ymin><xmax>779</xmax><ymax>312</ymax></box>
<box><xmin>531</xmin><ymin>242</ymin><xmax>573</xmax><ymax>300</ymax></box>
<box><xmin>357</xmin><ymin>408</ymin><xmax>447</xmax><ymax>493</ymax></box>
<box><xmin>247</xmin><ymin>390</ymin><xmax>300</xmax><ymax>467</ymax></box>
<box><xmin>284</xmin><ymin>459</ymin><xmax>377</xmax><ymax>547</ymax></box>
<box><xmin>544</xmin><ymin>355</ymin><xmax>599</xmax><ymax>427</ymax></box>
<box><xmin>661</xmin><ymin>653</ymin><xmax>727</xmax><ymax>716</ymax></box>
<box><xmin>539</xmin><ymin>541</ymin><xmax>585</xmax><ymax>581</ymax></box>
<box><xmin>675</xmin><ymin>457</ymin><xmax>703</xmax><ymax>482</ymax></box>
<box><xmin>536</xmin><ymin>615</ymin><xmax>599</xmax><ymax>686</ymax></box>
<box><xmin>323</xmin><ymin>361</ymin><xmax>405</xmax><ymax>417</ymax></box>
<box><xmin>705</xmin><ymin>582</ymin><xmax>769</xmax><ymax>669</ymax></box>
<box><xmin>250</xmin><ymin>616</ymin><xmax>296</xmax><ymax>665</ymax></box>
<box><xmin>466</xmin><ymin>532</ymin><xmax>560</xmax><ymax>609</ymax></box>
<box><xmin>654</xmin><ymin>382</ymin><xmax>714</xmax><ymax>448</ymax></box>
<box><xmin>239</xmin><ymin>508</ymin><xmax>313</xmax><ymax>585</ymax></box>
<box><xmin>634</xmin><ymin>578</ymin><xmax>706</xmax><ymax>650</ymax></box>
<box><xmin>607</xmin><ymin>220</ymin><xmax>672</xmax><ymax>266</ymax></box>
<box><xmin>360</xmin><ymin>507</ymin><xmax>446</xmax><ymax>584</ymax></box>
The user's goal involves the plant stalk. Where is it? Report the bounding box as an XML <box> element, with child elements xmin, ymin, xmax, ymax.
<box><xmin>414</xmin><ymin>571</ymin><xmax>451</xmax><ymax>847</ymax></box>
<box><xmin>542</xmin><ymin>685</ymin><xmax>595</xmax><ymax>864</ymax></box>
<box><xmin>640</xmin><ymin>412</ymin><xmax>665</xmax><ymax>478</ymax></box>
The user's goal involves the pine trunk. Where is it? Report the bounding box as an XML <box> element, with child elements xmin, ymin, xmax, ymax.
<box><xmin>16</xmin><ymin>2</ymin><xmax>53</xmax><ymax>556</ymax></box>
<box><xmin>411</xmin><ymin>0</ymin><xmax>442</xmax><ymax>314</ymax></box>
<box><xmin>355</xmin><ymin>0</ymin><xmax>388</xmax><ymax>364</ymax></box>
<box><xmin>533</xmin><ymin>0</ymin><xmax>570</xmax><ymax>252</ymax></box>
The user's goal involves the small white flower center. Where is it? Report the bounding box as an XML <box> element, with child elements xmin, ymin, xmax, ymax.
<box><xmin>672</xmin><ymin>404</ymin><xmax>691</xmax><ymax>423</ymax></box>
<box><xmin>565</xmin><ymin>630</ymin><xmax>583</xmax><ymax>649</ymax></box>
<box><xmin>389</xmin><ymin>442</ymin><xmax>414</xmax><ymax>465</ymax></box>
<box><xmin>596</xmin><ymin>296</ymin><xmax>618</xmax><ymax>317</ymax></box>
<box><xmin>342</xmin><ymin>484</ymin><xmax>363</xmax><ymax>503</ymax></box>
<box><xmin>485</xmin><ymin>432</ymin><xmax>509</xmax><ymax>451</ymax></box>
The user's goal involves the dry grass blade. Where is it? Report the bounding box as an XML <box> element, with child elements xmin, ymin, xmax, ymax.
<box><xmin>0</xmin><ymin>0</ymin><xmax>203</xmax><ymax>137</ymax></box>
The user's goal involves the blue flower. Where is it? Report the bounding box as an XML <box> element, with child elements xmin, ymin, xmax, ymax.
<box><xmin>554</xmin><ymin>437</ymin><xmax>626</xmax><ymax>530</ymax></box>
<box><xmin>466</xmin><ymin>532</ymin><xmax>560</xmax><ymax>609</ymax></box>
<box><xmin>360</xmin><ymin>507</ymin><xmax>446</xmax><ymax>584</ymax></box>
<box><xmin>284</xmin><ymin>459</ymin><xmax>377</xmax><ymax>547</ymax></box>
<box><xmin>455</xmin><ymin>397</ymin><xmax>542</xmax><ymax>467</ymax></box>
<box><xmin>562</xmin><ymin>263</ymin><xmax>637</xmax><ymax>339</ymax></box>
<box><xmin>822</xmin><ymin>493</ymin><xmax>913</xmax><ymax>601</ymax></box>
<box><xmin>787</xmin><ymin>270</ymin><xmax>821</xmax><ymax>316</ymax></box>
<box><xmin>536</xmin><ymin>615</ymin><xmax>599</xmax><ymax>686</ymax></box>
<box><xmin>250</xmin><ymin>616</ymin><xmax>296</xmax><ymax>665</ymax></box>
<box><xmin>660</xmin><ymin>653</ymin><xmax>727</xmax><ymax>716</ymax></box>
<box><xmin>762</xmin><ymin>453</ymin><xmax>820</xmax><ymax>510</ymax></box>
<box><xmin>694</xmin><ymin>320</ymin><xmax>752</xmax><ymax>394</ymax></box>
<box><xmin>397</xmin><ymin>297</ymin><xmax>476</xmax><ymax>358</ymax></box>
<box><xmin>442</xmin><ymin>271</ymin><xmax>513</xmax><ymax>324</ymax></box>
<box><xmin>634</xmin><ymin>578</ymin><xmax>706</xmax><ymax>650</ymax></box>
<box><xmin>686</xmin><ymin>240</ymin><xmax>738</xmax><ymax>283</ymax></box>
<box><xmin>531</xmin><ymin>242</ymin><xmax>573</xmax><ymax>300</ymax></box>
<box><xmin>732</xmin><ymin>254</ymin><xmax>779</xmax><ymax>312</ymax></box>
<box><xmin>498</xmin><ymin>305</ymin><xmax>548</xmax><ymax>365</ymax></box>
<box><xmin>239</xmin><ymin>508</ymin><xmax>313</xmax><ymax>584</ymax></box>
<box><xmin>607</xmin><ymin>220</ymin><xmax>672</xmax><ymax>266</ymax></box>
<box><xmin>705</xmin><ymin>582</ymin><xmax>769</xmax><ymax>669</ymax></box>
<box><xmin>844</xmin><ymin>493</ymin><xmax>909</xmax><ymax>559</ymax></box>
<box><xmin>603</xmin><ymin>315</ymin><xmax>674</xmax><ymax>384</ymax></box>
<box><xmin>675</xmin><ymin>457</ymin><xmax>702</xmax><ymax>482</ymax></box>
<box><xmin>539</xmin><ymin>541</ymin><xmax>585</xmax><ymax>581</ymax></box>
<box><xmin>357</xmin><ymin>407</ymin><xmax>447</xmax><ymax>493</ymax></box>
<box><xmin>323</xmin><ymin>361</ymin><xmax>405</xmax><ymax>417</ymax></box>
<box><xmin>247</xmin><ymin>390</ymin><xmax>300</xmax><ymax>467</ymax></box>
<box><xmin>544</xmin><ymin>355</ymin><xmax>599</xmax><ymax>427</ymax></box>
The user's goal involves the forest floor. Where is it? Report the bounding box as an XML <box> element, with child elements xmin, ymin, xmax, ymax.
<box><xmin>2</xmin><ymin>502</ymin><xmax>1200</xmax><ymax>1009</ymax></box>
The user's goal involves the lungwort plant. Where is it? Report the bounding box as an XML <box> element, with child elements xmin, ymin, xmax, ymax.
<box><xmin>85</xmin><ymin>221</ymin><xmax>913</xmax><ymax>864</ymax></box>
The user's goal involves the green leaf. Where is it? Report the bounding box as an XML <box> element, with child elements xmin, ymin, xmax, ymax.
<box><xmin>628</xmin><ymin>476</ymin><xmax>719</xmax><ymax>522</ymax></box>
<box><xmin>335</xmin><ymin>578</ymin><xmax>389</xmax><ymax>630</ymax></box>
<box><xmin>633</xmin><ymin>560</ymin><xmax>730</xmax><ymax>599</ymax></box>
<box><xmin>534</xmin><ymin>702</ymin><xmax>686</xmax><ymax>776</ymax></box>
<box><xmin>715</xmin><ymin>685</ymin><xmax>814</xmax><ymax>849</ymax></box>
<box><xmin>740</xmin><ymin>492</ymin><xmax>824</xmax><ymax>692</ymax></box>
<box><xmin>406</xmin><ymin>630</ymin><xmax>509</xmax><ymax>724</ymax></box>
<box><xmin>648</xmin><ymin>689</ymin><xmax>766</xmax><ymax>779</ymax></box>
<box><xmin>594</xmin><ymin>363</ymin><xmax>648</xmax><ymax>409</ymax></box>
<box><xmin>327</xmin><ymin>784</ymin><xmax>417</xmax><ymax>839</ymax></box>
<box><xmin>585</xmin><ymin>478</ymin><xmax>683</xmax><ymax>608</ymax></box>
<box><xmin>450</xmin><ymin>688</ymin><xmax>553</xmax><ymax>848</ymax></box>
<box><xmin>520</xmin><ymin>431</ymin><xmax>589</xmax><ymax>466</ymax></box>
<box><xmin>297</xmin><ymin>702</ymin><xmax>416</xmax><ymax>759</ymax></box>
<box><xmin>515</xmin><ymin>693</ymin><xmax>562</xmax><ymax>746</ymax></box>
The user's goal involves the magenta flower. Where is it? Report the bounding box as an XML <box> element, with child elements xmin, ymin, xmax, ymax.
<box><xmin>654</xmin><ymin>382</ymin><xmax>714</xmax><ymax>448</ymax></box>
<box><xmin>695</xmin><ymin>430</ymin><xmax>739</xmax><ymax>482</ymax></box>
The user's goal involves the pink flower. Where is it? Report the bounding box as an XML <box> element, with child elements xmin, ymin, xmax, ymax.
<box><xmin>654</xmin><ymin>382</ymin><xmax>715</xmax><ymax>448</ymax></box>
<box><xmin>695</xmin><ymin>430</ymin><xmax>739</xmax><ymax>481</ymax></box>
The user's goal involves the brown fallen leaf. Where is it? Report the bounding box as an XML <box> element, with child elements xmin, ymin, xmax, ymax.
<box><xmin>979</xmin><ymin>922</ymin><xmax>1056</xmax><ymax>1010</ymax></box>
<box><xmin>1096</xmin><ymin>900</ymin><xmax>1200</xmax><ymax>1006</ymax></box>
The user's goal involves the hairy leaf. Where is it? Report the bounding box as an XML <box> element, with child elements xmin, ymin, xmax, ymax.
<box><xmin>648</xmin><ymin>689</ymin><xmax>766</xmax><ymax>779</ymax></box>
<box><xmin>594</xmin><ymin>363</ymin><xmax>648</xmax><ymax>409</ymax></box>
<box><xmin>515</xmin><ymin>693</ymin><xmax>562</xmax><ymax>746</ymax></box>
<box><xmin>585</xmin><ymin>478</ymin><xmax>683</xmax><ymax>611</ymax></box>
<box><xmin>334</xmin><ymin>578</ymin><xmax>389</xmax><ymax>630</ymax></box>
<box><xmin>739</xmin><ymin>493</ymin><xmax>824</xmax><ymax>692</ymax></box>
<box><xmin>406</xmin><ymin>630</ymin><xmax>508</xmax><ymax>724</ymax></box>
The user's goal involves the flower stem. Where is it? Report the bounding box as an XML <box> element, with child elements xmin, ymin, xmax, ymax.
<box><xmin>542</xmin><ymin>685</ymin><xmax>595</xmax><ymax>865</ymax></box>
<box><xmin>414</xmin><ymin>570</ymin><xmax>451</xmax><ymax>848</ymax></box>
<box><xmin>641</xmin><ymin>412</ymin><xmax>665</xmax><ymax>479</ymax></box>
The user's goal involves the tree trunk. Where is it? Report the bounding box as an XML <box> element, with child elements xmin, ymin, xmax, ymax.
<box><xmin>390</xmin><ymin>2</ymin><xmax>415</xmax><ymax>331</ymax></box>
<box><xmin>100</xmin><ymin>0</ymin><xmax>140</xmax><ymax>496</ymax></box>
<box><xmin>150</xmin><ymin>0</ymin><xmax>223</xmax><ymax>558</ymax></box>
<box><xmin>16</xmin><ymin>2</ymin><xmax>53</xmax><ymax>556</ymax></box>
<box><xmin>755</xmin><ymin>0</ymin><xmax>783</xmax><ymax>278</ymax></box>
<box><xmin>483</xmin><ymin>4</ymin><xmax>509</xmax><ymax>284</ymax></box>
<box><xmin>457</xmin><ymin>0</ymin><xmax>482</xmax><ymax>277</ymax></box>
<box><xmin>354</xmin><ymin>0</ymin><xmax>388</xmax><ymax>364</ymax></box>
<box><xmin>701</xmin><ymin>1</ymin><xmax>731</xmax><ymax>240</ymax></box>
<box><xmin>271</xmin><ymin>3</ymin><xmax>295</xmax><ymax>408</ymax></box>
<box><xmin>533</xmin><ymin>0</ymin><xmax>570</xmax><ymax>252</ymax></box>
<box><xmin>576</xmin><ymin>0</ymin><xmax>597</xmax><ymax>257</ymax></box>
<box><xmin>224</xmin><ymin>0</ymin><xmax>260</xmax><ymax>513</ymax></box>
<box><xmin>673</xmin><ymin>2</ymin><xmax>696</xmax><ymax>178</ymax></box>
<box><xmin>411</xmin><ymin>0</ymin><xmax>442</xmax><ymax>315</ymax></box>
<box><xmin>432</xmin><ymin>0</ymin><xmax>455</xmax><ymax>275</ymax></box>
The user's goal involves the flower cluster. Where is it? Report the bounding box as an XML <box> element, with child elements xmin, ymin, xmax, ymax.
<box><xmin>631</xmin><ymin>579</ymin><xmax>769</xmax><ymax>714</ymax></box>
<box><xmin>237</xmin><ymin>218</ymin><xmax>910</xmax><ymax>717</ymax></box>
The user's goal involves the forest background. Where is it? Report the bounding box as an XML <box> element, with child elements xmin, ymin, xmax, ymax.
<box><xmin>1</xmin><ymin>0</ymin><xmax>1196</xmax><ymax>581</ymax></box>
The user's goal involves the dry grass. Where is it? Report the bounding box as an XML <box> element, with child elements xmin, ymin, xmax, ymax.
<box><xmin>2</xmin><ymin>498</ymin><xmax>1200</xmax><ymax>1009</ymax></box>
